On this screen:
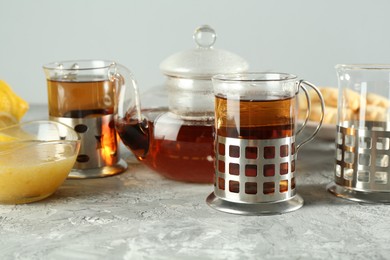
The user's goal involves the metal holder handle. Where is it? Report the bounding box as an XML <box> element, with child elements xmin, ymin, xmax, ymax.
<box><xmin>296</xmin><ymin>80</ymin><xmax>325</xmax><ymax>151</ymax></box>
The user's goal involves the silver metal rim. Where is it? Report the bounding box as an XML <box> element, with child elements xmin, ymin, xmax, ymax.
<box><xmin>68</xmin><ymin>159</ymin><xmax>128</xmax><ymax>179</ymax></box>
<box><xmin>327</xmin><ymin>182</ymin><xmax>390</xmax><ymax>204</ymax></box>
<box><xmin>206</xmin><ymin>192</ymin><xmax>303</xmax><ymax>215</ymax></box>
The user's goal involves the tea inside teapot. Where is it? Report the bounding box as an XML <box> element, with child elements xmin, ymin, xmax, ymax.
<box><xmin>116</xmin><ymin>109</ymin><xmax>215</xmax><ymax>183</ymax></box>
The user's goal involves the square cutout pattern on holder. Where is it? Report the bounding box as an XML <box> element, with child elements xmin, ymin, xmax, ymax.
<box><xmin>336</xmin><ymin>127</ymin><xmax>390</xmax><ymax>189</ymax></box>
<box><xmin>216</xmin><ymin>136</ymin><xmax>295</xmax><ymax>197</ymax></box>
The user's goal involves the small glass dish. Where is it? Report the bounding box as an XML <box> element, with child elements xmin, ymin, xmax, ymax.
<box><xmin>0</xmin><ymin>120</ymin><xmax>80</xmax><ymax>204</ymax></box>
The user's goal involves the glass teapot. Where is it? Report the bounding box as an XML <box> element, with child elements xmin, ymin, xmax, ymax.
<box><xmin>115</xmin><ymin>25</ymin><xmax>249</xmax><ymax>183</ymax></box>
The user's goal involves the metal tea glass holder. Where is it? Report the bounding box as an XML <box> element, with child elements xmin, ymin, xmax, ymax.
<box><xmin>206</xmin><ymin>135</ymin><xmax>303</xmax><ymax>215</ymax></box>
<box><xmin>52</xmin><ymin>116</ymin><xmax>127</xmax><ymax>179</ymax></box>
<box><xmin>327</xmin><ymin>121</ymin><xmax>390</xmax><ymax>203</ymax></box>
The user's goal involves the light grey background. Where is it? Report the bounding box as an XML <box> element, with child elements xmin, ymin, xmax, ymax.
<box><xmin>1</xmin><ymin>0</ymin><xmax>390</xmax><ymax>105</ymax></box>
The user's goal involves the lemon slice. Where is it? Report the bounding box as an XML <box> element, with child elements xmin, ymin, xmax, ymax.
<box><xmin>0</xmin><ymin>133</ymin><xmax>19</xmax><ymax>142</ymax></box>
<box><xmin>0</xmin><ymin>80</ymin><xmax>29</xmax><ymax>121</ymax></box>
<box><xmin>0</xmin><ymin>112</ymin><xmax>18</xmax><ymax>129</ymax></box>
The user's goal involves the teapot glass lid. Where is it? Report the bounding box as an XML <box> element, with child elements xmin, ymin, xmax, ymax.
<box><xmin>160</xmin><ymin>25</ymin><xmax>249</xmax><ymax>79</ymax></box>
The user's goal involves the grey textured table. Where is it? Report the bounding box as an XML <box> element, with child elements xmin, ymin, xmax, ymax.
<box><xmin>1</xmin><ymin>105</ymin><xmax>389</xmax><ymax>260</ymax></box>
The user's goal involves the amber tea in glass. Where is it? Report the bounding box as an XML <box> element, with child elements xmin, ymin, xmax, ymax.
<box><xmin>47</xmin><ymin>79</ymin><xmax>115</xmax><ymax>118</ymax></box>
<box><xmin>215</xmin><ymin>95</ymin><xmax>296</xmax><ymax>194</ymax></box>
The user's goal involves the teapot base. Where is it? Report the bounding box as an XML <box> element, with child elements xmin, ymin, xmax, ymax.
<box><xmin>155</xmin><ymin>170</ymin><xmax>214</xmax><ymax>184</ymax></box>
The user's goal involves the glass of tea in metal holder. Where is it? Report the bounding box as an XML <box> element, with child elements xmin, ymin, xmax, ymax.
<box><xmin>43</xmin><ymin>60</ymin><xmax>135</xmax><ymax>178</ymax></box>
<box><xmin>328</xmin><ymin>64</ymin><xmax>390</xmax><ymax>203</ymax></box>
<box><xmin>207</xmin><ymin>73</ymin><xmax>325</xmax><ymax>215</ymax></box>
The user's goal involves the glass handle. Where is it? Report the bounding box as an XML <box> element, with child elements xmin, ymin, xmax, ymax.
<box><xmin>109</xmin><ymin>62</ymin><xmax>143</xmax><ymax>123</ymax></box>
<box><xmin>296</xmin><ymin>80</ymin><xmax>325</xmax><ymax>152</ymax></box>
<box><xmin>295</xmin><ymin>84</ymin><xmax>311</xmax><ymax>137</ymax></box>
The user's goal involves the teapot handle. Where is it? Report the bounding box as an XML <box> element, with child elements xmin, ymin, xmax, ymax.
<box><xmin>110</xmin><ymin>63</ymin><xmax>150</xmax><ymax>159</ymax></box>
<box><xmin>109</xmin><ymin>63</ymin><xmax>143</xmax><ymax>122</ymax></box>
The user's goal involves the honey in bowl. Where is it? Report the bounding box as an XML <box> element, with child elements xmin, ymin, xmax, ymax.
<box><xmin>0</xmin><ymin>121</ymin><xmax>80</xmax><ymax>204</ymax></box>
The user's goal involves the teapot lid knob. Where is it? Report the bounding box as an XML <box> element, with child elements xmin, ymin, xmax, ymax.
<box><xmin>193</xmin><ymin>25</ymin><xmax>216</xmax><ymax>48</ymax></box>
<box><xmin>160</xmin><ymin>25</ymin><xmax>248</xmax><ymax>78</ymax></box>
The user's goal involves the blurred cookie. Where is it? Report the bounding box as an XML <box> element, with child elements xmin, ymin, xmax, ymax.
<box><xmin>367</xmin><ymin>92</ymin><xmax>390</xmax><ymax>108</ymax></box>
<box><xmin>365</xmin><ymin>105</ymin><xmax>388</xmax><ymax>121</ymax></box>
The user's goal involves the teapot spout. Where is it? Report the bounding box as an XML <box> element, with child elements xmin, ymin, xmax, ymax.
<box><xmin>116</xmin><ymin>116</ymin><xmax>149</xmax><ymax>159</ymax></box>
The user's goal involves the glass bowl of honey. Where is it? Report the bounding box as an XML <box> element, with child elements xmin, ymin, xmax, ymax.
<box><xmin>0</xmin><ymin>120</ymin><xmax>80</xmax><ymax>204</ymax></box>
